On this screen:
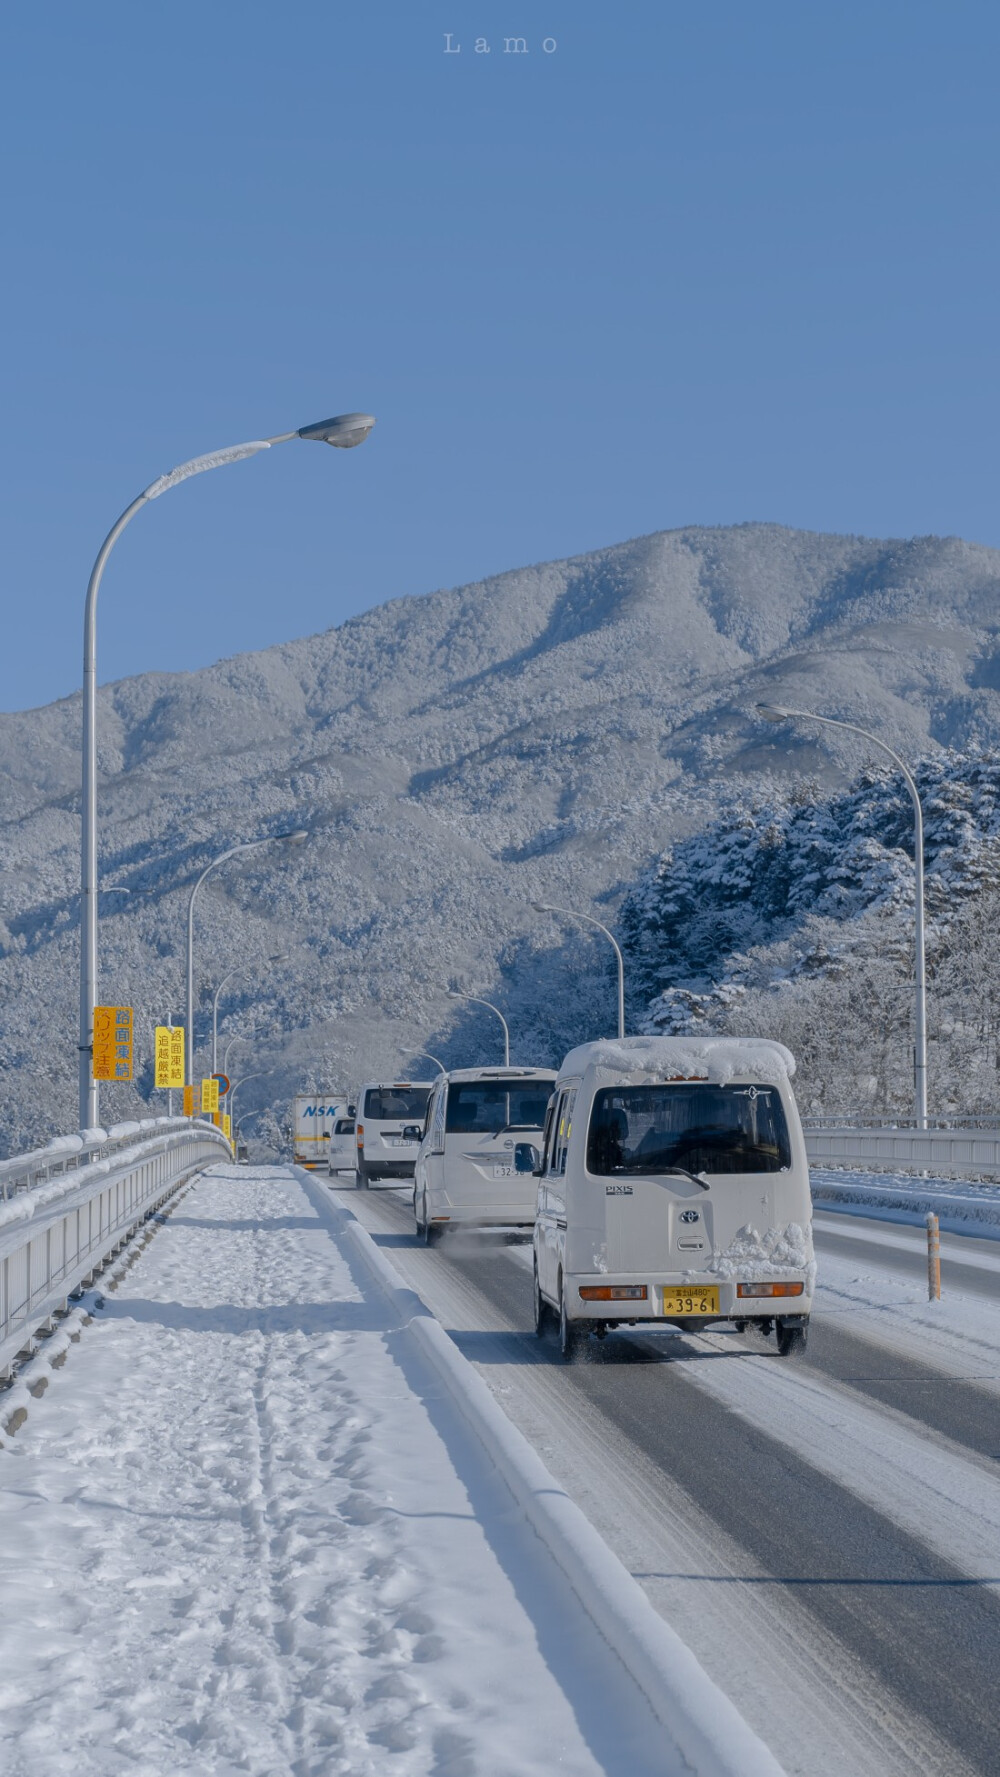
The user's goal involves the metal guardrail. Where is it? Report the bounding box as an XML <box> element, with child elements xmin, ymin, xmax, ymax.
<box><xmin>0</xmin><ymin>1117</ymin><xmax>221</xmax><ymax>1200</ymax></box>
<box><xmin>803</xmin><ymin>1114</ymin><xmax>1000</xmax><ymax>1131</ymax></box>
<box><xmin>805</xmin><ymin>1125</ymin><xmax>1000</xmax><ymax>1183</ymax></box>
<box><xmin>0</xmin><ymin>1121</ymin><xmax>231</xmax><ymax>1378</ymax></box>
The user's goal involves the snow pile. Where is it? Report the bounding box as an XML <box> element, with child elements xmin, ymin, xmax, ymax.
<box><xmin>706</xmin><ymin>1220</ymin><xmax>815</xmax><ymax>1286</ymax></box>
<box><xmin>561</xmin><ymin>1034</ymin><xmax>796</xmax><ymax>1083</ymax></box>
<box><xmin>811</xmin><ymin>1168</ymin><xmax>1000</xmax><ymax>1238</ymax></box>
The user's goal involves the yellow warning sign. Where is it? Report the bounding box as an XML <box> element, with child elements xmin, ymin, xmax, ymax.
<box><xmin>183</xmin><ymin>1084</ymin><xmax>194</xmax><ymax>1117</ymax></box>
<box><xmin>223</xmin><ymin>1114</ymin><xmax>232</xmax><ymax>1139</ymax></box>
<box><xmin>93</xmin><ymin>1005</ymin><xmax>132</xmax><ymax>1081</ymax></box>
<box><xmin>201</xmin><ymin>1077</ymin><xmax>220</xmax><ymax>1115</ymax></box>
<box><xmin>154</xmin><ymin>1026</ymin><xmax>185</xmax><ymax>1089</ymax></box>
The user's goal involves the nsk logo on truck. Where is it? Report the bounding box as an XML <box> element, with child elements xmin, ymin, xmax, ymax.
<box><xmin>292</xmin><ymin>1093</ymin><xmax>351</xmax><ymax>1166</ymax></box>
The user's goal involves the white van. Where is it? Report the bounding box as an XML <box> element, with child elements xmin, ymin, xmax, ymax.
<box><xmin>533</xmin><ymin>1036</ymin><xmax>814</xmax><ymax>1360</ymax></box>
<box><xmin>413</xmin><ymin>1068</ymin><xmax>556</xmax><ymax>1242</ymax></box>
<box><xmin>355</xmin><ymin>1081</ymin><xmax>434</xmax><ymax>1188</ymax></box>
<box><xmin>325</xmin><ymin>1114</ymin><xmax>357</xmax><ymax>1177</ymax></box>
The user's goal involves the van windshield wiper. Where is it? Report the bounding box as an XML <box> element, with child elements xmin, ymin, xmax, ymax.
<box><xmin>611</xmin><ymin>1161</ymin><xmax>711</xmax><ymax>1189</ymax></box>
<box><xmin>663</xmin><ymin>1165</ymin><xmax>711</xmax><ymax>1191</ymax></box>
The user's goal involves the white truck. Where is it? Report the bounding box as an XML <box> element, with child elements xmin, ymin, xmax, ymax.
<box><xmin>291</xmin><ymin>1093</ymin><xmax>354</xmax><ymax>1170</ymax></box>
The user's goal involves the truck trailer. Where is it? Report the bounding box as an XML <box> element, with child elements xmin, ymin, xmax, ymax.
<box><xmin>292</xmin><ymin>1093</ymin><xmax>353</xmax><ymax>1169</ymax></box>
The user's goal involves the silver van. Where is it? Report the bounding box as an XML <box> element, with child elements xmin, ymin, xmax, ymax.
<box><xmin>355</xmin><ymin>1081</ymin><xmax>433</xmax><ymax>1188</ymax></box>
<box><xmin>414</xmin><ymin>1067</ymin><xmax>556</xmax><ymax>1242</ymax></box>
<box><xmin>533</xmin><ymin>1036</ymin><xmax>814</xmax><ymax>1359</ymax></box>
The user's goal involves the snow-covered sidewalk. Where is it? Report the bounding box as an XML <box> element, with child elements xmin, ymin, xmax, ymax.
<box><xmin>0</xmin><ymin>1165</ymin><xmax>672</xmax><ymax>1777</ymax></box>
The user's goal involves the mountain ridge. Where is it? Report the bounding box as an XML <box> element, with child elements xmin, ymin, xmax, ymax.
<box><xmin>3</xmin><ymin>519</ymin><xmax>1000</xmax><ymax>1152</ymax></box>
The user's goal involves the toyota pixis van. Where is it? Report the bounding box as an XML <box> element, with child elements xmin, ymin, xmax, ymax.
<box><xmin>355</xmin><ymin>1081</ymin><xmax>433</xmax><ymax>1188</ymax></box>
<box><xmin>414</xmin><ymin>1068</ymin><xmax>556</xmax><ymax>1242</ymax></box>
<box><xmin>532</xmin><ymin>1036</ymin><xmax>814</xmax><ymax>1359</ymax></box>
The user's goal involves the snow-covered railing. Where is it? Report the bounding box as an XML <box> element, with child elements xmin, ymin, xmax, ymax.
<box><xmin>0</xmin><ymin>1117</ymin><xmax>212</xmax><ymax>1200</ymax></box>
<box><xmin>0</xmin><ymin>1120</ymin><xmax>230</xmax><ymax>1378</ymax></box>
<box><xmin>805</xmin><ymin>1124</ymin><xmax>1000</xmax><ymax>1182</ymax></box>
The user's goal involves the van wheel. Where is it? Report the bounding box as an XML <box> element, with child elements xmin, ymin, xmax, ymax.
<box><xmin>354</xmin><ymin>1170</ymin><xmax>364</xmax><ymax>1190</ymax></box>
<box><xmin>423</xmin><ymin>1207</ymin><xmax>441</xmax><ymax>1246</ymax></box>
<box><xmin>776</xmin><ymin>1322</ymin><xmax>807</xmax><ymax>1358</ymax></box>
<box><xmin>533</xmin><ymin>1263</ymin><xmax>552</xmax><ymax>1337</ymax></box>
<box><xmin>414</xmin><ymin>1193</ymin><xmax>425</xmax><ymax>1239</ymax></box>
<box><xmin>558</xmin><ymin>1282</ymin><xmax>584</xmax><ymax>1362</ymax></box>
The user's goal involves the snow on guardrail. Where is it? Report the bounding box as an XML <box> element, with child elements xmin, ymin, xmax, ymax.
<box><xmin>0</xmin><ymin>1118</ymin><xmax>221</xmax><ymax>1202</ymax></box>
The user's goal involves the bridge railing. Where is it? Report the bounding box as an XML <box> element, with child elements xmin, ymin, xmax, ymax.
<box><xmin>0</xmin><ymin>1120</ymin><xmax>231</xmax><ymax>1378</ymax></box>
<box><xmin>805</xmin><ymin>1124</ymin><xmax>1000</xmax><ymax>1183</ymax></box>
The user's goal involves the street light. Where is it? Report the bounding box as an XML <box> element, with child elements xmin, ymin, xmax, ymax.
<box><xmin>186</xmin><ymin>836</ymin><xmax>305</xmax><ymax>1087</ymax></box>
<box><xmin>531</xmin><ymin>902</ymin><xmax>626</xmax><ymax>1041</ymax></box>
<box><xmin>447</xmin><ymin>991</ymin><xmax>510</xmax><ymax>1066</ymax></box>
<box><xmin>410</xmin><ymin>1050</ymin><xmax>446</xmax><ymax>1075</ymax></box>
<box><xmin>78</xmin><ymin>411</ymin><xmax>375</xmax><ymax>1128</ymax></box>
<box><xmin>756</xmin><ymin>702</ymin><xmax>928</xmax><ymax>1128</ymax></box>
<box><xmin>228</xmin><ymin>1068</ymin><xmax>276</xmax><ymax>1145</ymax></box>
<box><xmin>212</xmin><ymin>952</ymin><xmax>289</xmax><ymax>1075</ymax></box>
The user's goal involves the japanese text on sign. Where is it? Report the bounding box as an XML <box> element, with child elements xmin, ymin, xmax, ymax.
<box><xmin>154</xmin><ymin>1025</ymin><xmax>185</xmax><ymax>1089</ymax></box>
<box><xmin>93</xmin><ymin>1005</ymin><xmax>132</xmax><ymax>1081</ymax></box>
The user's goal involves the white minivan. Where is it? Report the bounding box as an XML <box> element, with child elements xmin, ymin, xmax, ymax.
<box><xmin>413</xmin><ymin>1068</ymin><xmax>556</xmax><ymax>1242</ymax></box>
<box><xmin>325</xmin><ymin>1113</ymin><xmax>357</xmax><ymax>1178</ymax></box>
<box><xmin>355</xmin><ymin>1081</ymin><xmax>434</xmax><ymax>1188</ymax></box>
<box><xmin>533</xmin><ymin>1036</ymin><xmax>815</xmax><ymax>1360</ymax></box>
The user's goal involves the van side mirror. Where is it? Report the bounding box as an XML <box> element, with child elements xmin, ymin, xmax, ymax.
<box><xmin>403</xmin><ymin>1124</ymin><xmax>423</xmax><ymax>1142</ymax></box>
<box><xmin>515</xmin><ymin>1142</ymin><xmax>540</xmax><ymax>1175</ymax></box>
<box><xmin>347</xmin><ymin>1103</ymin><xmax>356</xmax><ymax>1117</ymax></box>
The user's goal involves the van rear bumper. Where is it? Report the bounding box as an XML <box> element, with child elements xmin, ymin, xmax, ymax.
<box><xmin>564</xmin><ymin>1271</ymin><xmax>812</xmax><ymax>1324</ymax></box>
<box><xmin>427</xmin><ymin>1200</ymin><xmax>535</xmax><ymax>1228</ymax></box>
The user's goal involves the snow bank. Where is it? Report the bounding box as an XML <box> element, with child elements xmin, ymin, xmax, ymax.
<box><xmin>811</xmin><ymin>1168</ymin><xmax>1000</xmax><ymax>1240</ymax></box>
<box><xmin>326</xmin><ymin>1179</ymin><xmax>787</xmax><ymax>1777</ymax></box>
<box><xmin>559</xmin><ymin>1034</ymin><xmax>796</xmax><ymax>1084</ymax></box>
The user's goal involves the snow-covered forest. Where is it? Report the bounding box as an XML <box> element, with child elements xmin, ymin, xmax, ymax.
<box><xmin>623</xmin><ymin>753</ymin><xmax>1000</xmax><ymax>1117</ymax></box>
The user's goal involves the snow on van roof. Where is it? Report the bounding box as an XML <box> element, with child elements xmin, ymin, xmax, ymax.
<box><xmin>558</xmin><ymin>1035</ymin><xmax>796</xmax><ymax>1083</ymax></box>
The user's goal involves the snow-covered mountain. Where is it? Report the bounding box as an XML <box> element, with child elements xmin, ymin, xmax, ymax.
<box><xmin>4</xmin><ymin>521</ymin><xmax>1000</xmax><ymax>1152</ymax></box>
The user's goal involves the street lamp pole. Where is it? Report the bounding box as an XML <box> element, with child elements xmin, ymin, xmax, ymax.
<box><xmin>78</xmin><ymin>411</ymin><xmax>375</xmax><ymax>1129</ymax></box>
<box><xmin>410</xmin><ymin>1050</ymin><xmax>446</xmax><ymax>1074</ymax></box>
<box><xmin>447</xmin><ymin>991</ymin><xmax>510</xmax><ymax>1066</ymax></box>
<box><xmin>228</xmin><ymin>1069</ymin><xmax>276</xmax><ymax>1146</ymax></box>
<box><xmin>532</xmin><ymin>902</ymin><xmax>626</xmax><ymax>1041</ymax></box>
<box><xmin>187</xmin><ymin>840</ymin><xmax>304</xmax><ymax>1088</ymax></box>
<box><xmin>757</xmin><ymin>703</ymin><xmax>928</xmax><ymax>1128</ymax></box>
<box><xmin>211</xmin><ymin>952</ymin><xmax>289</xmax><ymax>1076</ymax></box>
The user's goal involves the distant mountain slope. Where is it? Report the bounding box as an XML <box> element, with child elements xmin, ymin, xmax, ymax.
<box><xmin>3</xmin><ymin>522</ymin><xmax>1000</xmax><ymax>1151</ymax></box>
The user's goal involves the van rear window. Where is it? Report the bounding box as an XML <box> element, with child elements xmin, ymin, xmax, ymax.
<box><xmin>446</xmin><ymin>1082</ymin><xmax>552</xmax><ymax>1135</ymax></box>
<box><xmin>363</xmin><ymin>1088</ymin><xmax>430</xmax><ymax>1120</ymax></box>
<box><xmin>587</xmin><ymin>1084</ymin><xmax>791</xmax><ymax>1175</ymax></box>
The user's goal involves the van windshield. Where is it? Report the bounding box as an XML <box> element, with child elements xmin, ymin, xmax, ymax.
<box><xmin>446</xmin><ymin>1081</ymin><xmax>552</xmax><ymax>1136</ymax></box>
<box><xmin>334</xmin><ymin>1119</ymin><xmax>355</xmax><ymax>1135</ymax></box>
<box><xmin>587</xmin><ymin>1084</ymin><xmax>791</xmax><ymax>1175</ymax></box>
<box><xmin>363</xmin><ymin>1088</ymin><xmax>430</xmax><ymax>1121</ymax></box>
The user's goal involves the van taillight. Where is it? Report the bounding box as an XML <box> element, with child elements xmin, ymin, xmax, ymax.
<box><xmin>579</xmin><ymin>1285</ymin><xmax>648</xmax><ymax>1301</ymax></box>
<box><xmin>356</xmin><ymin>1125</ymin><xmax>364</xmax><ymax>1145</ymax></box>
<box><xmin>736</xmin><ymin>1282</ymin><xmax>804</xmax><ymax>1298</ymax></box>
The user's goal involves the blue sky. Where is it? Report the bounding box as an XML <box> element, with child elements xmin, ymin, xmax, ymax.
<box><xmin>2</xmin><ymin>0</ymin><xmax>999</xmax><ymax>711</ymax></box>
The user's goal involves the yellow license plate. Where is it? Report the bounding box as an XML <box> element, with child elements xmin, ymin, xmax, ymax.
<box><xmin>661</xmin><ymin>1286</ymin><xmax>720</xmax><ymax>1316</ymax></box>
